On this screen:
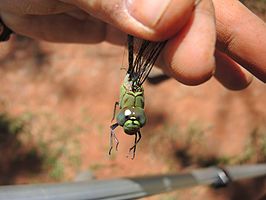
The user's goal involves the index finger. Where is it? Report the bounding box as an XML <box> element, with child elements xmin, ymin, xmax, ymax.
<box><xmin>213</xmin><ymin>0</ymin><xmax>266</xmax><ymax>82</ymax></box>
<box><xmin>0</xmin><ymin>0</ymin><xmax>75</xmax><ymax>15</ymax></box>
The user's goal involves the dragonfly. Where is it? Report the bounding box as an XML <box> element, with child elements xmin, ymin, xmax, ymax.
<box><xmin>109</xmin><ymin>34</ymin><xmax>167</xmax><ymax>159</ymax></box>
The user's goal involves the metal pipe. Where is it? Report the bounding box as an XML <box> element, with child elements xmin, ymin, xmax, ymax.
<box><xmin>0</xmin><ymin>164</ymin><xmax>265</xmax><ymax>200</ymax></box>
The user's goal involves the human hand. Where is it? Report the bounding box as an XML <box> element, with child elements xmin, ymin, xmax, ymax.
<box><xmin>0</xmin><ymin>0</ymin><xmax>265</xmax><ymax>90</ymax></box>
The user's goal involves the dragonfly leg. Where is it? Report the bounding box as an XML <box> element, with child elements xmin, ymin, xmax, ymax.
<box><xmin>111</xmin><ymin>102</ymin><xmax>119</xmax><ymax>122</ymax></box>
<box><xmin>129</xmin><ymin>131</ymin><xmax>142</xmax><ymax>159</ymax></box>
<box><xmin>109</xmin><ymin>123</ymin><xmax>119</xmax><ymax>156</ymax></box>
<box><xmin>136</xmin><ymin>131</ymin><xmax>142</xmax><ymax>144</ymax></box>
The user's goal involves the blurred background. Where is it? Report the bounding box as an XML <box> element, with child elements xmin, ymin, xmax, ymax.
<box><xmin>0</xmin><ymin>0</ymin><xmax>265</xmax><ymax>199</ymax></box>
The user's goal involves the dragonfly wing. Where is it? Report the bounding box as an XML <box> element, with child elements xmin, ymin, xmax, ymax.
<box><xmin>132</xmin><ymin>38</ymin><xmax>167</xmax><ymax>86</ymax></box>
<box><xmin>127</xmin><ymin>35</ymin><xmax>134</xmax><ymax>76</ymax></box>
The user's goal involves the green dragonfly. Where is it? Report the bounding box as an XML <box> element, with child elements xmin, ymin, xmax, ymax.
<box><xmin>109</xmin><ymin>35</ymin><xmax>167</xmax><ymax>159</ymax></box>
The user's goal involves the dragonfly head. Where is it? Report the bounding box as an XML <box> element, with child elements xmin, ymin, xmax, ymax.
<box><xmin>123</xmin><ymin>119</ymin><xmax>141</xmax><ymax>135</ymax></box>
<box><xmin>117</xmin><ymin>107</ymin><xmax>146</xmax><ymax>135</ymax></box>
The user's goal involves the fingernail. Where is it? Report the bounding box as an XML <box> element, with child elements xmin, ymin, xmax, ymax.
<box><xmin>126</xmin><ymin>0</ymin><xmax>172</xmax><ymax>28</ymax></box>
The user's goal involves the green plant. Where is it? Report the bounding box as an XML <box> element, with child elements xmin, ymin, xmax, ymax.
<box><xmin>49</xmin><ymin>161</ymin><xmax>64</xmax><ymax>180</ymax></box>
<box><xmin>89</xmin><ymin>163</ymin><xmax>104</xmax><ymax>171</ymax></box>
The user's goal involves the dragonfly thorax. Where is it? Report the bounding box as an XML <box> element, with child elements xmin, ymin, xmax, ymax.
<box><xmin>116</xmin><ymin>107</ymin><xmax>146</xmax><ymax>135</ymax></box>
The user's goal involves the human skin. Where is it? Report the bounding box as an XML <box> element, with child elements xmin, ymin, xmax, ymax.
<box><xmin>0</xmin><ymin>0</ymin><xmax>265</xmax><ymax>89</ymax></box>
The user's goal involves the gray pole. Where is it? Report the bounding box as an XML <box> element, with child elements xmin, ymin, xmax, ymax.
<box><xmin>0</xmin><ymin>164</ymin><xmax>265</xmax><ymax>200</ymax></box>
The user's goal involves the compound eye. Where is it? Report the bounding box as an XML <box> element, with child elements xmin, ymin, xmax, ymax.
<box><xmin>124</xmin><ymin>109</ymin><xmax>132</xmax><ymax>117</ymax></box>
<box><xmin>116</xmin><ymin>108</ymin><xmax>133</xmax><ymax>126</ymax></box>
<box><xmin>133</xmin><ymin>108</ymin><xmax>146</xmax><ymax>127</ymax></box>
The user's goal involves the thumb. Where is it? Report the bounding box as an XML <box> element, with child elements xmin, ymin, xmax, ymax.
<box><xmin>59</xmin><ymin>0</ymin><xmax>195</xmax><ymax>41</ymax></box>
